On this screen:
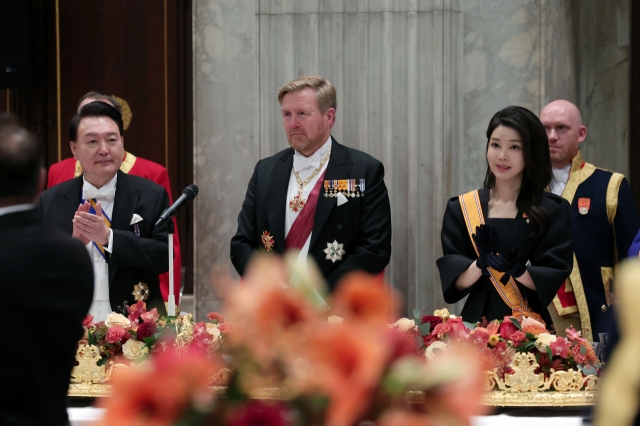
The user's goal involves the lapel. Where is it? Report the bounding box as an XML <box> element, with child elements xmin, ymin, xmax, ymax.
<box><xmin>267</xmin><ymin>149</ymin><xmax>294</xmax><ymax>252</ymax></box>
<box><xmin>57</xmin><ymin>177</ymin><xmax>84</xmax><ymax>234</ymax></box>
<box><xmin>310</xmin><ymin>138</ymin><xmax>352</xmax><ymax>249</ymax></box>
<box><xmin>108</xmin><ymin>171</ymin><xmax>140</xmax><ymax>283</ymax></box>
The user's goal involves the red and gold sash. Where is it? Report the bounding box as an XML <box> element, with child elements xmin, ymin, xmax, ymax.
<box><xmin>459</xmin><ymin>190</ymin><xmax>543</xmax><ymax>323</ymax></box>
<box><xmin>285</xmin><ymin>171</ymin><xmax>327</xmax><ymax>250</ymax></box>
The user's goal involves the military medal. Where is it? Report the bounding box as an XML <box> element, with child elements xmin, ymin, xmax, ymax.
<box><xmin>261</xmin><ymin>231</ymin><xmax>275</xmax><ymax>251</ymax></box>
<box><xmin>359</xmin><ymin>179</ymin><xmax>366</xmax><ymax>197</ymax></box>
<box><xmin>132</xmin><ymin>282</ymin><xmax>150</xmax><ymax>301</ymax></box>
<box><xmin>323</xmin><ymin>240</ymin><xmax>346</xmax><ymax>263</ymax></box>
<box><xmin>324</xmin><ymin>180</ymin><xmax>330</xmax><ymax>197</ymax></box>
<box><xmin>578</xmin><ymin>198</ymin><xmax>590</xmax><ymax>215</ymax></box>
<box><xmin>290</xmin><ymin>149</ymin><xmax>331</xmax><ymax>212</ymax></box>
<box><xmin>349</xmin><ymin>179</ymin><xmax>356</xmax><ymax>197</ymax></box>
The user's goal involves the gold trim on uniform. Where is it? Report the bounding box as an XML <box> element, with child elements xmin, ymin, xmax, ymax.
<box><xmin>74</xmin><ymin>151</ymin><xmax>137</xmax><ymax>177</ymax></box>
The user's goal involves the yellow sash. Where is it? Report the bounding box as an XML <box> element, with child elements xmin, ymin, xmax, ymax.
<box><xmin>459</xmin><ymin>190</ymin><xmax>543</xmax><ymax>323</ymax></box>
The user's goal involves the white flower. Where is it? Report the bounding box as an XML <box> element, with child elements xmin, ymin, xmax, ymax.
<box><xmin>206</xmin><ymin>323</ymin><xmax>222</xmax><ymax>352</ymax></box>
<box><xmin>104</xmin><ymin>312</ymin><xmax>131</xmax><ymax>329</ymax></box>
<box><xmin>535</xmin><ymin>333</ymin><xmax>557</xmax><ymax>351</ymax></box>
<box><xmin>327</xmin><ymin>315</ymin><xmax>344</xmax><ymax>325</ymax></box>
<box><xmin>392</xmin><ymin>318</ymin><xmax>416</xmax><ymax>332</ymax></box>
<box><xmin>122</xmin><ymin>339</ymin><xmax>149</xmax><ymax>361</ymax></box>
<box><xmin>425</xmin><ymin>341</ymin><xmax>448</xmax><ymax>360</ymax></box>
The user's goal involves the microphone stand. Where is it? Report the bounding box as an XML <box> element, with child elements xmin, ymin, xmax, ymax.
<box><xmin>166</xmin><ymin>219</ymin><xmax>176</xmax><ymax>316</ymax></box>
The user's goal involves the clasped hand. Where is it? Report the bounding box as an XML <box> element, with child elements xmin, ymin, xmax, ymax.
<box><xmin>472</xmin><ymin>224</ymin><xmax>526</xmax><ymax>282</ymax></box>
<box><xmin>72</xmin><ymin>201</ymin><xmax>110</xmax><ymax>247</ymax></box>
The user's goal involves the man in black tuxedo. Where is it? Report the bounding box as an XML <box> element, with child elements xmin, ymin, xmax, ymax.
<box><xmin>40</xmin><ymin>101</ymin><xmax>170</xmax><ymax>319</ymax></box>
<box><xmin>231</xmin><ymin>75</ymin><xmax>392</xmax><ymax>289</ymax></box>
<box><xmin>0</xmin><ymin>114</ymin><xmax>93</xmax><ymax>426</ymax></box>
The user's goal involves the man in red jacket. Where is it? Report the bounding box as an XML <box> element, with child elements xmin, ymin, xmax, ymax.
<box><xmin>47</xmin><ymin>91</ymin><xmax>182</xmax><ymax>308</ymax></box>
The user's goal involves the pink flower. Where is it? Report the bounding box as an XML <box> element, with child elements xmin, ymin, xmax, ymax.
<box><xmin>192</xmin><ymin>330</ymin><xmax>212</xmax><ymax>350</ymax></box>
<box><xmin>566</xmin><ymin>327</ymin><xmax>586</xmax><ymax>343</ymax></box>
<box><xmin>432</xmin><ymin>322</ymin><xmax>451</xmax><ymax>337</ymax></box>
<box><xmin>136</xmin><ymin>321</ymin><xmax>157</xmax><ymax>340</ymax></box>
<box><xmin>470</xmin><ymin>327</ymin><xmax>490</xmax><ymax>347</ymax></box>
<box><xmin>486</xmin><ymin>321</ymin><xmax>500</xmax><ymax>336</ymax></box>
<box><xmin>550</xmin><ymin>336</ymin><xmax>570</xmax><ymax>358</ymax></box>
<box><xmin>218</xmin><ymin>323</ymin><xmax>231</xmax><ymax>334</ymax></box>
<box><xmin>499</xmin><ymin>316</ymin><xmax>519</xmax><ymax>340</ymax></box>
<box><xmin>193</xmin><ymin>321</ymin><xmax>206</xmax><ymax>334</ymax></box>
<box><xmin>448</xmin><ymin>317</ymin><xmax>469</xmax><ymax>339</ymax></box>
<box><xmin>140</xmin><ymin>308</ymin><xmax>159</xmax><ymax>323</ymax></box>
<box><xmin>509</xmin><ymin>331</ymin><xmax>527</xmax><ymax>347</ymax></box>
<box><xmin>128</xmin><ymin>300</ymin><xmax>147</xmax><ymax>323</ymax></box>
<box><xmin>207</xmin><ymin>312</ymin><xmax>225</xmax><ymax>323</ymax></box>
<box><xmin>82</xmin><ymin>314</ymin><xmax>95</xmax><ymax>327</ymax></box>
<box><xmin>105</xmin><ymin>326</ymin><xmax>128</xmax><ymax>344</ymax></box>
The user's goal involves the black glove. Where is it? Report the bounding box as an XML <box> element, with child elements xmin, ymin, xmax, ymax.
<box><xmin>487</xmin><ymin>248</ymin><xmax>527</xmax><ymax>284</ymax></box>
<box><xmin>472</xmin><ymin>224</ymin><xmax>499</xmax><ymax>276</ymax></box>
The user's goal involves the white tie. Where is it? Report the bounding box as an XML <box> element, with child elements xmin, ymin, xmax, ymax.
<box><xmin>83</xmin><ymin>186</ymin><xmax>116</xmax><ymax>202</ymax></box>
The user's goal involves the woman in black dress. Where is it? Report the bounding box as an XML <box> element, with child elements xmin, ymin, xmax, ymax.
<box><xmin>437</xmin><ymin>106</ymin><xmax>573</xmax><ymax>327</ymax></box>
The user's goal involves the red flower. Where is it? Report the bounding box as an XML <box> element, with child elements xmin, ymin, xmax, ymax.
<box><xmin>499</xmin><ymin>316</ymin><xmax>519</xmax><ymax>340</ymax></box>
<box><xmin>448</xmin><ymin>318</ymin><xmax>469</xmax><ymax>339</ymax></box>
<box><xmin>105</xmin><ymin>326</ymin><xmax>128</xmax><ymax>344</ymax></box>
<box><xmin>421</xmin><ymin>315</ymin><xmax>443</xmax><ymax>332</ymax></box>
<box><xmin>207</xmin><ymin>312</ymin><xmax>225</xmax><ymax>323</ymax></box>
<box><xmin>432</xmin><ymin>322</ymin><xmax>451</xmax><ymax>337</ymax></box>
<box><xmin>227</xmin><ymin>400</ymin><xmax>292</xmax><ymax>426</ymax></box>
<box><xmin>137</xmin><ymin>321</ymin><xmax>157</xmax><ymax>340</ymax></box>
<box><xmin>82</xmin><ymin>314</ymin><xmax>95</xmax><ymax>327</ymax></box>
<box><xmin>550</xmin><ymin>336</ymin><xmax>570</xmax><ymax>358</ymax></box>
<box><xmin>422</xmin><ymin>334</ymin><xmax>438</xmax><ymax>347</ymax></box>
<box><xmin>509</xmin><ymin>331</ymin><xmax>527</xmax><ymax>347</ymax></box>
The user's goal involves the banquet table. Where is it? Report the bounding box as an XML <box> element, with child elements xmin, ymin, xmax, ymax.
<box><xmin>67</xmin><ymin>406</ymin><xmax>591</xmax><ymax>426</ymax></box>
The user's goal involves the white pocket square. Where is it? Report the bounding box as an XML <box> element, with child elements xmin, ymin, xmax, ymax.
<box><xmin>336</xmin><ymin>192</ymin><xmax>349</xmax><ymax>206</ymax></box>
<box><xmin>130</xmin><ymin>214</ymin><xmax>144</xmax><ymax>225</ymax></box>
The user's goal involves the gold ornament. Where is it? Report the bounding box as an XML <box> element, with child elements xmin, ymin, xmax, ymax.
<box><xmin>132</xmin><ymin>282</ymin><xmax>150</xmax><ymax>301</ymax></box>
<box><xmin>111</xmin><ymin>94</ymin><xmax>133</xmax><ymax>130</ymax></box>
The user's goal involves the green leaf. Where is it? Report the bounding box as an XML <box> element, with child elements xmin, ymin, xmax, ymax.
<box><xmin>418</xmin><ymin>323</ymin><xmax>431</xmax><ymax>336</ymax></box>
<box><xmin>546</xmin><ymin>346</ymin><xmax>553</xmax><ymax>359</ymax></box>
<box><xmin>463</xmin><ymin>321</ymin><xmax>477</xmax><ymax>330</ymax></box>
<box><xmin>579</xmin><ymin>364</ymin><xmax>598</xmax><ymax>376</ymax></box>
<box><xmin>413</xmin><ymin>309</ymin><xmax>422</xmax><ymax>323</ymax></box>
<box><xmin>509</xmin><ymin>318</ymin><xmax>522</xmax><ymax>330</ymax></box>
<box><xmin>143</xmin><ymin>336</ymin><xmax>156</xmax><ymax>346</ymax></box>
<box><xmin>580</xmin><ymin>345</ymin><xmax>587</xmax><ymax>355</ymax></box>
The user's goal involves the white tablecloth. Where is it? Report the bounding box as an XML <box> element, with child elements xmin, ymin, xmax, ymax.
<box><xmin>68</xmin><ymin>407</ymin><xmax>586</xmax><ymax>426</ymax></box>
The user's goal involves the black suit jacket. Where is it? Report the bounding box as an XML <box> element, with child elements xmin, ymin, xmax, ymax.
<box><xmin>39</xmin><ymin>170</ymin><xmax>170</xmax><ymax>314</ymax></box>
<box><xmin>231</xmin><ymin>138</ymin><xmax>392</xmax><ymax>290</ymax></box>
<box><xmin>0</xmin><ymin>208</ymin><xmax>93</xmax><ymax>426</ymax></box>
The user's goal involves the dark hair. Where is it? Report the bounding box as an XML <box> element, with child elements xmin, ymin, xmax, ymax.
<box><xmin>77</xmin><ymin>91</ymin><xmax>123</xmax><ymax>115</ymax></box>
<box><xmin>483</xmin><ymin>106</ymin><xmax>552</xmax><ymax>234</ymax></box>
<box><xmin>0</xmin><ymin>113</ymin><xmax>43</xmax><ymax>199</ymax></box>
<box><xmin>69</xmin><ymin>101</ymin><xmax>124</xmax><ymax>141</ymax></box>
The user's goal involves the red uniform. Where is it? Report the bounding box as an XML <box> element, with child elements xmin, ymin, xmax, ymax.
<box><xmin>47</xmin><ymin>152</ymin><xmax>183</xmax><ymax>306</ymax></box>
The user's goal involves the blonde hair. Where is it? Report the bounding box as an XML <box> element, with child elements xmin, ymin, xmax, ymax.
<box><xmin>277</xmin><ymin>75</ymin><xmax>337</xmax><ymax>112</ymax></box>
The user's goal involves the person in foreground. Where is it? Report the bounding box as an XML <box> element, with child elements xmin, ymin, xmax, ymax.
<box><xmin>437</xmin><ymin>106</ymin><xmax>573</xmax><ymax>327</ymax></box>
<box><xmin>48</xmin><ymin>91</ymin><xmax>183</xmax><ymax>309</ymax></box>
<box><xmin>540</xmin><ymin>100</ymin><xmax>639</xmax><ymax>340</ymax></box>
<box><xmin>230</xmin><ymin>75</ymin><xmax>392</xmax><ymax>289</ymax></box>
<box><xmin>40</xmin><ymin>101</ymin><xmax>170</xmax><ymax>320</ymax></box>
<box><xmin>0</xmin><ymin>114</ymin><xmax>93</xmax><ymax>426</ymax></box>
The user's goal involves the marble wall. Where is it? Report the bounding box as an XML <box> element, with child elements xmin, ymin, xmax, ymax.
<box><xmin>193</xmin><ymin>0</ymin><xmax>630</xmax><ymax>319</ymax></box>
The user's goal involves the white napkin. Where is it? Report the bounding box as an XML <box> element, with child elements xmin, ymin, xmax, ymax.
<box><xmin>130</xmin><ymin>214</ymin><xmax>143</xmax><ymax>225</ymax></box>
<box><xmin>336</xmin><ymin>192</ymin><xmax>349</xmax><ymax>206</ymax></box>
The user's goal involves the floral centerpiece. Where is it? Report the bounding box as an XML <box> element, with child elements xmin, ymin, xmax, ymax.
<box><xmin>94</xmin><ymin>255</ymin><xmax>491</xmax><ymax>426</ymax></box>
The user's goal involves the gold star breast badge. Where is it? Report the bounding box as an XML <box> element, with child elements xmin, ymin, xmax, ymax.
<box><xmin>132</xmin><ymin>282</ymin><xmax>150</xmax><ymax>301</ymax></box>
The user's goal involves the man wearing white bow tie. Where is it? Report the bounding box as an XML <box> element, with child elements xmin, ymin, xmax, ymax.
<box><xmin>231</xmin><ymin>75</ymin><xmax>392</xmax><ymax>290</ymax></box>
<box><xmin>40</xmin><ymin>101</ymin><xmax>170</xmax><ymax>320</ymax></box>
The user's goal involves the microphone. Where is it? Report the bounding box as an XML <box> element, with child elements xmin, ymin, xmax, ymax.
<box><xmin>155</xmin><ymin>184</ymin><xmax>199</xmax><ymax>227</ymax></box>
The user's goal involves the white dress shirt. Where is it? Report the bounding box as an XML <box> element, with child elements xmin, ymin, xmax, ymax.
<box><xmin>82</xmin><ymin>174</ymin><xmax>117</xmax><ymax>322</ymax></box>
<box><xmin>550</xmin><ymin>163</ymin><xmax>571</xmax><ymax>196</ymax></box>
<box><xmin>285</xmin><ymin>136</ymin><xmax>332</xmax><ymax>261</ymax></box>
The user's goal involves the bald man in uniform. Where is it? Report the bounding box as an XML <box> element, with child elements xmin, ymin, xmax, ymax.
<box><xmin>540</xmin><ymin>100</ymin><xmax>639</xmax><ymax>341</ymax></box>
